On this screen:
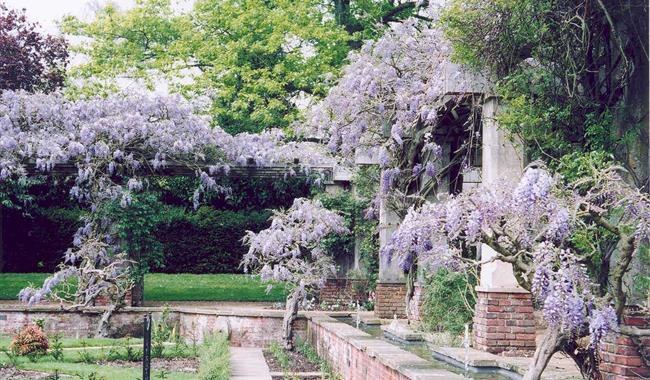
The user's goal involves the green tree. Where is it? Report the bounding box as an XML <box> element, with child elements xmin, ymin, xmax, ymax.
<box><xmin>62</xmin><ymin>0</ymin><xmax>351</xmax><ymax>134</ymax></box>
<box><xmin>441</xmin><ymin>0</ymin><xmax>648</xmax><ymax>185</ymax></box>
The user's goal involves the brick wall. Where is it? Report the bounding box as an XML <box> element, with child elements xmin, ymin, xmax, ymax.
<box><xmin>307</xmin><ymin>315</ymin><xmax>460</xmax><ymax>380</ymax></box>
<box><xmin>319</xmin><ymin>278</ymin><xmax>368</xmax><ymax>306</ymax></box>
<box><xmin>599</xmin><ymin>310</ymin><xmax>650</xmax><ymax>380</ymax></box>
<box><xmin>473</xmin><ymin>290</ymin><xmax>536</xmax><ymax>355</ymax></box>
<box><xmin>0</xmin><ymin>306</ymin><xmax>305</xmax><ymax>347</ymax></box>
<box><xmin>375</xmin><ymin>282</ymin><xmax>407</xmax><ymax>319</ymax></box>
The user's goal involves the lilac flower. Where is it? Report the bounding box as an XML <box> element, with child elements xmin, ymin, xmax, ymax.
<box><xmin>589</xmin><ymin>306</ymin><xmax>618</xmax><ymax>347</ymax></box>
<box><xmin>546</xmin><ymin>207</ymin><xmax>571</xmax><ymax>242</ymax></box>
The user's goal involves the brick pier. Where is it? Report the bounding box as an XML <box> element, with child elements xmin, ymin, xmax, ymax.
<box><xmin>473</xmin><ymin>288</ymin><xmax>536</xmax><ymax>355</ymax></box>
<box><xmin>599</xmin><ymin>310</ymin><xmax>650</xmax><ymax>380</ymax></box>
<box><xmin>374</xmin><ymin>282</ymin><xmax>407</xmax><ymax>319</ymax></box>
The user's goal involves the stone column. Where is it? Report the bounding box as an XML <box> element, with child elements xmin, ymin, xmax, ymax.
<box><xmin>473</xmin><ymin>96</ymin><xmax>536</xmax><ymax>354</ymax></box>
<box><xmin>374</xmin><ymin>186</ymin><xmax>407</xmax><ymax>318</ymax></box>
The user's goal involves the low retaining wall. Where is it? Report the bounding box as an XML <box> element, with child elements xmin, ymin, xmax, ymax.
<box><xmin>307</xmin><ymin>315</ymin><xmax>465</xmax><ymax>380</ymax></box>
<box><xmin>0</xmin><ymin>306</ymin><xmax>306</xmax><ymax>347</ymax></box>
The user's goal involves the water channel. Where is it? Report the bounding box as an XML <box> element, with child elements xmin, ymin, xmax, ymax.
<box><xmin>335</xmin><ymin>317</ymin><xmax>522</xmax><ymax>380</ymax></box>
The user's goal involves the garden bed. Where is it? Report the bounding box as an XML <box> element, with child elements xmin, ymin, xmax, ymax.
<box><xmin>0</xmin><ymin>367</ymin><xmax>51</xmax><ymax>379</ymax></box>
<box><xmin>100</xmin><ymin>357</ymin><xmax>198</xmax><ymax>373</ymax></box>
<box><xmin>262</xmin><ymin>340</ymin><xmax>329</xmax><ymax>380</ymax></box>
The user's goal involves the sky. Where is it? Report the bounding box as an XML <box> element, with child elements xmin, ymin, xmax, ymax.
<box><xmin>4</xmin><ymin>0</ymin><xmax>135</xmax><ymax>34</ymax></box>
<box><xmin>4</xmin><ymin>0</ymin><xmax>193</xmax><ymax>35</ymax></box>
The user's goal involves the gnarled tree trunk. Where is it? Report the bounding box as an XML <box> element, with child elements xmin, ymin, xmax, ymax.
<box><xmin>282</xmin><ymin>288</ymin><xmax>304</xmax><ymax>351</ymax></box>
<box><xmin>96</xmin><ymin>304</ymin><xmax>116</xmax><ymax>338</ymax></box>
<box><xmin>523</xmin><ymin>326</ymin><xmax>565</xmax><ymax>380</ymax></box>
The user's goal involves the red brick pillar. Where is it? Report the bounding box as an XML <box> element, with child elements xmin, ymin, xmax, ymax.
<box><xmin>473</xmin><ymin>289</ymin><xmax>536</xmax><ymax>355</ymax></box>
<box><xmin>600</xmin><ymin>310</ymin><xmax>650</xmax><ymax>380</ymax></box>
<box><xmin>375</xmin><ymin>282</ymin><xmax>407</xmax><ymax>319</ymax></box>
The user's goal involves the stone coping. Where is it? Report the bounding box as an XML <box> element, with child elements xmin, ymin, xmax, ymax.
<box><xmin>620</xmin><ymin>325</ymin><xmax>650</xmax><ymax>336</ymax></box>
<box><xmin>309</xmin><ymin>315</ymin><xmax>468</xmax><ymax>380</ymax></box>
<box><xmin>475</xmin><ymin>286</ymin><xmax>529</xmax><ymax>294</ymax></box>
<box><xmin>0</xmin><ymin>305</ymin><xmax>353</xmax><ymax>319</ymax></box>
<box><xmin>433</xmin><ymin>347</ymin><xmax>582</xmax><ymax>380</ymax></box>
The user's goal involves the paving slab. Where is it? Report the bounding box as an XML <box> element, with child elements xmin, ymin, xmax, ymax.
<box><xmin>230</xmin><ymin>347</ymin><xmax>272</xmax><ymax>380</ymax></box>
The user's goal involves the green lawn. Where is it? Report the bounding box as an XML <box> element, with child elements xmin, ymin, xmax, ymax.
<box><xmin>0</xmin><ymin>273</ymin><xmax>287</xmax><ymax>302</ymax></box>
<box><xmin>0</xmin><ymin>337</ymin><xmax>203</xmax><ymax>380</ymax></box>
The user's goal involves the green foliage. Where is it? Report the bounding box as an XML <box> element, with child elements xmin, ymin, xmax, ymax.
<box><xmin>554</xmin><ymin>151</ymin><xmax>615</xmax><ymax>185</ymax></box>
<box><xmin>197</xmin><ymin>334</ymin><xmax>230</xmax><ymax>380</ymax></box>
<box><xmin>98</xmin><ymin>193</ymin><xmax>166</xmax><ymax>281</ymax></box>
<box><xmin>152</xmin><ymin>307</ymin><xmax>178</xmax><ymax>358</ymax></box>
<box><xmin>62</xmin><ymin>0</ymin><xmax>350</xmax><ymax>134</ymax></box>
<box><xmin>49</xmin><ymin>334</ymin><xmax>64</xmax><ymax>362</ymax></box>
<box><xmin>420</xmin><ymin>268</ymin><xmax>476</xmax><ymax>335</ymax></box>
<box><xmin>267</xmin><ymin>341</ymin><xmax>291</xmax><ymax>373</ymax></box>
<box><xmin>312</xmin><ymin>165</ymin><xmax>379</xmax><ymax>286</ymax></box>
<box><xmin>441</xmin><ymin>0</ymin><xmax>646</xmax><ymax>166</ymax></box>
<box><xmin>155</xmin><ymin>207</ymin><xmax>272</xmax><ymax>273</ymax></box>
<box><xmin>3</xmin><ymin>206</ymin><xmax>83</xmax><ymax>272</ymax></box>
<box><xmin>315</xmin><ymin>188</ymin><xmax>378</xmax><ymax>285</ymax></box>
<box><xmin>295</xmin><ymin>337</ymin><xmax>340</xmax><ymax>379</ymax></box>
<box><xmin>634</xmin><ymin>244</ymin><xmax>650</xmax><ymax>305</ymax></box>
<box><xmin>77</xmin><ymin>341</ymin><xmax>96</xmax><ymax>364</ymax></box>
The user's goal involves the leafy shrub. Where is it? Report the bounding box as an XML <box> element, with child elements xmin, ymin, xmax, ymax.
<box><xmin>49</xmin><ymin>333</ymin><xmax>64</xmax><ymax>361</ymax></box>
<box><xmin>3</xmin><ymin>207</ymin><xmax>82</xmax><ymax>272</ymax></box>
<box><xmin>152</xmin><ymin>307</ymin><xmax>178</xmax><ymax>358</ymax></box>
<box><xmin>198</xmin><ymin>334</ymin><xmax>230</xmax><ymax>380</ymax></box>
<box><xmin>10</xmin><ymin>324</ymin><xmax>49</xmax><ymax>358</ymax></box>
<box><xmin>420</xmin><ymin>269</ymin><xmax>476</xmax><ymax>335</ymax></box>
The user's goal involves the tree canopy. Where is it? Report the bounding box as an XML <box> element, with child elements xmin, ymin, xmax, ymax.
<box><xmin>0</xmin><ymin>3</ymin><xmax>69</xmax><ymax>92</ymax></box>
<box><xmin>62</xmin><ymin>0</ymin><xmax>351</xmax><ymax>134</ymax></box>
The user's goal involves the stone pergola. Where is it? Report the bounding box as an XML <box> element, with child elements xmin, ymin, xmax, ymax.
<box><xmin>358</xmin><ymin>63</ymin><xmax>539</xmax><ymax>354</ymax></box>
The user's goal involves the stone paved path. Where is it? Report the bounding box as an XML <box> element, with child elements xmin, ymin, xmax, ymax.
<box><xmin>230</xmin><ymin>347</ymin><xmax>272</xmax><ymax>380</ymax></box>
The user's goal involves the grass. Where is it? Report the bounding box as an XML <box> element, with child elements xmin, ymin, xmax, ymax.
<box><xmin>0</xmin><ymin>336</ymin><xmax>143</xmax><ymax>350</ymax></box>
<box><xmin>11</xmin><ymin>360</ymin><xmax>198</xmax><ymax>380</ymax></box>
<box><xmin>0</xmin><ymin>273</ymin><xmax>287</xmax><ymax>302</ymax></box>
<box><xmin>0</xmin><ymin>336</ymin><xmax>207</xmax><ymax>379</ymax></box>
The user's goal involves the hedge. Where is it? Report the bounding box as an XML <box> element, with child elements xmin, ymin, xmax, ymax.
<box><xmin>154</xmin><ymin>207</ymin><xmax>272</xmax><ymax>273</ymax></box>
<box><xmin>2</xmin><ymin>206</ymin><xmax>272</xmax><ymax>274</ymax></box>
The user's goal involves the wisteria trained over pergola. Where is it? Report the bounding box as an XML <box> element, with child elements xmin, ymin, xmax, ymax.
<box><xmin>306</xmin><ymin>15</ymin><xmax>482</xmax><ymax>215</ymax></box>
<box><xmin>0</xmin><ymin>90</ymin><xmax>335</xmax><ymax>335</ymax></box>
<box><xmin>302</xmin><ymin>8</ymin><xmax>649</xmax><ymax>380</ymax></box>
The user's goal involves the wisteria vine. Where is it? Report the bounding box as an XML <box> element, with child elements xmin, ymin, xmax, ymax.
<box><xmin>242</xmin><ymin>198</ymin><xmax>349</xmax><ymax>349</ymax></box>
<box><xmin>0</xmin><ymin>90</ymin><xmax>334</xmax><ymax>323</ymax></box>
<box><xmin>384</xmin><ymin>163</ymin><xmax>649</xmax><ymax>351</ymax></box>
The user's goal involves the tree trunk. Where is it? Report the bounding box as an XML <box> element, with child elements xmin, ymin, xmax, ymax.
<box><xmin>282</xmin><ymin>288</ymin><xmax>303</xmax><ymax>351</ymax></box>
<box><xmin>404</xmin><ymin>269</ymin><xmax>415</xmax><ymax>323</ymax></box>
<box><xmin>523</xmin><ymin>326</ymin><xmax>564</xmax><ymax>380</ymax></box>
<box><xmin>131</xmin><ymin>275</ymin><xmax>144</xmax><ymax>307</ymax></box>
<box><xmin>96</xmin><ymin>304</ymin><xmax>116</xmax><ymax>338</ymax></box>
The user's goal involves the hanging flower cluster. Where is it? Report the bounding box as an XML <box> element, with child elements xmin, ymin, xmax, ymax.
<box><xmin>384</xmin><ymin>164</ymin><xmax>649</xmax><ymax>347</ymax></box>
<box><xmin>242</xmin><ymin>198</ymin><xmax>349</xmax><ymax>292</ymax></box>
<box><xmin>306</xmin><ymin>14</ymin><xmax>483</xmax><ymax>202</ymax></box>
